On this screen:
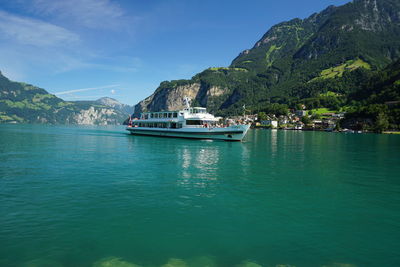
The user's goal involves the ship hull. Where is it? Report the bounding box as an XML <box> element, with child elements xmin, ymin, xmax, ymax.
<box><xmin>126</xmin><ymin>125</ymin><xmax>250</xmax><ymax>141</ymax></box>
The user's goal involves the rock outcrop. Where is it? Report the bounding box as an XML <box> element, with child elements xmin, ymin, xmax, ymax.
<box><xmin>69</xmin><ymin>106</ymin><xmax>122</xmax><ymax>125</ymax></box>
<box><xmin>134</xmin><ymin>82</ymin><xmax>229</xmax><ymax>116</ymax></box>
<box><xmin>96</xmin><ymin>97</ymin><xmax>134</xmax><ymax>115</ymax></box>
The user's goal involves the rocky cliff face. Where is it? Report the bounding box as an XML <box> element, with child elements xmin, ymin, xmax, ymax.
<box><xmin>134</xmin><ymin>81</ymin><xmax>229</xmax><ymax>116</ymax></box>
<box><xmin>96</xmin><ymin>97</ymin><xmax>134</xmax><ymax>115</ymax></box>
<box><xmin>147</xmin><ymin>83</ymin><xmax>201</xmax><ymax>111</ymax></box>
<box><xmin>69</xmin><ymin>106</ymin><xmax>122</xmax><ymax>125</ymax></box>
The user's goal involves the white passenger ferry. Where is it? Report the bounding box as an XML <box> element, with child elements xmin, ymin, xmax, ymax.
<box><xmin>126</xmin><ymin>98</ymin><xmax>250</xmax><ymax>141</ymax></box>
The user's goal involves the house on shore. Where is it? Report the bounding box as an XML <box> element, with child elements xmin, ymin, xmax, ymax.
<box><xmin>261</xmin><ymin>120</ymin><xmax>278</xmax><ymax>128</ymax></box>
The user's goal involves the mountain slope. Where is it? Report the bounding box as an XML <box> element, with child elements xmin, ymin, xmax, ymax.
<box><xmin>0</xmin><ymin>72</ymin><xmax>128</xmax><ymax>125</ymax></box>
<box><xmin>96</xmin><ymin>97</ymin><xmax>135</xmax><ymax>115</ymax></box>
<box><xmin>134</xmin><ymin>0</ymin><xmax>400</xmax><ymax>116</ymax></box>
<box><xmin>342</xmin><ymin>58</ymin><xmax>400</xmax><ymax>131</ymax></box>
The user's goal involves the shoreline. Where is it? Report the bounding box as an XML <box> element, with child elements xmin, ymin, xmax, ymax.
<box><xmin>252</xmin><ymin>126</ymin><xmax>400</xmax><ymax>134</ymax></box>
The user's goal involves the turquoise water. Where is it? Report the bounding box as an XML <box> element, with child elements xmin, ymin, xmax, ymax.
<box><xmin>0</xmin><ymin>124</ymin><xmax>399</xmax><ymax>267</ymax></box>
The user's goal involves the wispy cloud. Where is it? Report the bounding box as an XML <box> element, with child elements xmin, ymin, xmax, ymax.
<box><xmin>29</xmin><ymin>0</ymin><xmax>125</xmax><ymax>29</ymax></box>
<box><xmin>55</xmin><ymin>84</ymin><xmax>120</xmax><ymax>95</ymax></box>
<box><xmin>0</xmin><ymin>1</ymin><xmax>140</xmax><ymax>89</ymax></box>
<box><xmin>0</xmin><ymin>10</ymin><xmax>79</xmax><ymax>47</ymax></box>
<box><xmin>61</xmin><ymin>95</ymin><xmax>110</xmax><ymax>100</ymax></box>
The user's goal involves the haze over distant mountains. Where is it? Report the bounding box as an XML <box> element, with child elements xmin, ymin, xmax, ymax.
<box><xmin>135</xmin><ymin>0</ymin><xmax>400</xmax><ymax>116</ymax></box>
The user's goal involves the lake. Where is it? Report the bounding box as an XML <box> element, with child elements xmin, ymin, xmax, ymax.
<box><xmin>0</xmin><ymin>124</ymin><xmax>399</xmax><ymax>267</ymax></box>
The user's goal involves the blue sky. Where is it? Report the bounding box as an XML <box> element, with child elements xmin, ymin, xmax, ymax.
<box><xmin>0</xmin><ymin>0</ymin><xmax>350</xmax><ymax>105</ymax></box>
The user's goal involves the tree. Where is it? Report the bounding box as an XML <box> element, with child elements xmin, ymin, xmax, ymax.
<box><xmin>311</xmin><ymin>113</ymin><xmax>321</xmax><ymax>120</ymax></box>
<box><xmin>301</xmin><ymin>116</ymin><xmax>311</xmax><ymax>124</ymax></box>
<box><xmin>258</xmin><ymin>112</ymin><xmax>267</xmax><ymax>121</ymax></box>
<box><xmin>295</xmin><ymin>103</ymin><xmax>304</xmax><ymax>110</ymax></box>
<box><xmin>265</xmin><ymin>103</ymin><xmax>289</xmax><ymax>116</ymax></box>
<box><xmin>374</xmin><ymin>112</ymin><xmax>389</xmax><ymax>133</ymax></box>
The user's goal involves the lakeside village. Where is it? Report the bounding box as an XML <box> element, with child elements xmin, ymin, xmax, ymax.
<box><xmin>226</xmin><ymin>106</ymin><xmax>354</xmax><ymax>133</ymax></box>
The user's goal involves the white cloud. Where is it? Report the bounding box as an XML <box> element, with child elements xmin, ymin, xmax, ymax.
<box><xmin>0</xmin><ymin>10</ymin><xmax>79</xmax><ymax>47</ymax></box>
<box><xmin>60</xmin><ymin>95</ymin><xmax>107</xmax><ymax>100</ymax></box>
<box><xmin>55</xmin><ymin>84</ymin><xmax>120</xmax><ymax>95</ymax></box>
<box><xmin>30</xmin><ymin>0</ymin><xmax>125</xmax><ymax>29</ymax></box>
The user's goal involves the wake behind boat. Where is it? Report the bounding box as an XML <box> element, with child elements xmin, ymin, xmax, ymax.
<box><xmin>126</xmin><ymin>98</ymin><xmax>250</xmax><ymax>141</ymax></box>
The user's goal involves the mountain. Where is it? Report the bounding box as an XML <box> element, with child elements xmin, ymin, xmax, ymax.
<box><xmin>95</xmin><ymin>97</ymin><xmax>135</xmax><ymax>115</ymax></box>
<box><xmin>0</xmin><ymin>72</ymin><xmax>128</xmax><ymax>125</ymax></box>
<box><xmin>342</xmin><ymin>58</ymin><xmax>400</xmax><ymax>131</ymax></box>
<box><xmin>134</xmin><ymin>0</ymin><xmax>400</xmax><ymax>116</ymax></box>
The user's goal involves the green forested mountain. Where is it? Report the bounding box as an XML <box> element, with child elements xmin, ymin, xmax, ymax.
<box><xmin>0</xmin><ymin>72</ymin><xmax>129</xmax><ymax>124</ymax></box>
<box><xmin>342</xmin><ymin>59</ymin><xmax>400</xmax><ymax>131</ymax></box>
<box><xmin>135</xmin><ymin>0</ymin><xmax>400</xmax><ymax>117</ymax></box>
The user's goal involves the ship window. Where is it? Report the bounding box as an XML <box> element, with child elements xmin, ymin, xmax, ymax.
<box><xmin>178</xmin><ymin>123</ymin><xmax>183</xmax><ymax>128</ymax></box>
<box><xmin>150</xmin><ymin>113</ymin><xmax>154</xmax><ymax>119</ymax></box>
<box><xmin>155</xmin><ymin>113</ymin><xmax>159</xmax><ymax>118</ymax></box>
<box><xmin>168</xmin><ymin>113</ymin><xmax>172</xmax><ymax>118</ymax></box>
<box><xmin>186</xmin><ymin>120</ymin><xmax>203</xmax><ymax>125</ymax></box>
<box><xmin>173</xmin><ymin>113</ymin><xmax>177</xmax><ymax>118</ymax></box>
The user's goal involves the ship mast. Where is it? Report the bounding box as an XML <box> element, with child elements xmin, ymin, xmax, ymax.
<box><xmin>183</xmin><ymin>97</ymin><xmax>191</xmax><ymax>109</ymax></box>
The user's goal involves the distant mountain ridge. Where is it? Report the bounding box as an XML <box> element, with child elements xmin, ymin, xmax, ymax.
<box><xmin>0</xmin><ymin>72</ymin><xmax>130</xmax><ymax>125</ymax></box>
<box><xmin>134</xmin><ymin>0</ymin><xmax>400</xmax><ymax>116</ymax></box>
<box><xmin>95</xmin><ymin>97</ymin><xmax>135</xmax><ymax>115</ymax></box>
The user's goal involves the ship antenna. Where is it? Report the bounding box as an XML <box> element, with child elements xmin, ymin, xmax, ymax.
<box><xmin>183</xmin><ymin>97</ymin><xmax>191</xmax><ymax>109</ymax></box>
